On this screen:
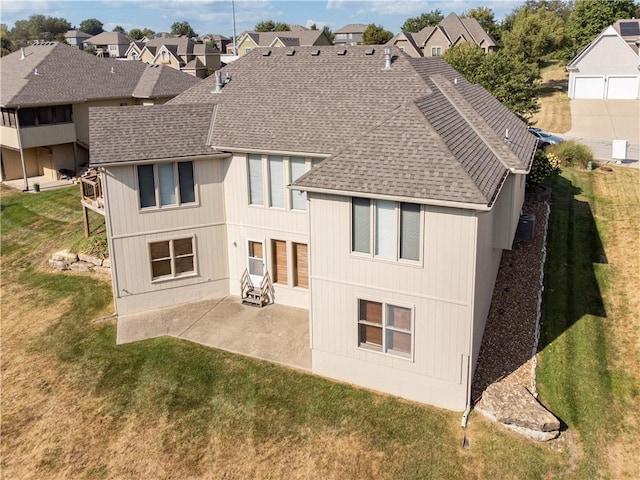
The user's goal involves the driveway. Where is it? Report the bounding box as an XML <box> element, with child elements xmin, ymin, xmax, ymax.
<box><xmin>116</xmin><ymin>296</ymin><xmax>311</xmax><ymax>370</ymax></box>
<box><xmin>564</xmin><ymin>99</ymin><xmax>639</xmax><ymax>166</ymax></box>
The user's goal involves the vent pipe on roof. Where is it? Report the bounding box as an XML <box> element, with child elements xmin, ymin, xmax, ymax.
<box><xmin>454</xmin><ymin>77</ymin><xmax>458</xmax><ymax>85</ymax></box>
<box><xmin>34</xmin><ymin>68</ymin><xmax>40</xmax><ymax>76</ymax></box>
<box><xmin>384</xmin><ymin>47</ymin><xmax>392</xmax><ymax>69</ymax></box>
<box><xmin>20</xmin><ymin>48</ymin><xmax>26</xmax><ymax>60</ymax></box>
<box><xmin>505</xmin><ymin>128</ymin><xmax>509</xmax><ymax>140</ymax></box>
<box><xmin>110</xmin><ymin>67</ymin><xmax>115</xmax><ymax>74</ymax></box>
<box><xmin>214</xmin><ymin>70</ymin><xmax>223</xmax><ymax>93</ymax></box>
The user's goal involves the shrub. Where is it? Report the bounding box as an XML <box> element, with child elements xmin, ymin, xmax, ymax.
<box><xmin>528</xmin><ymin>149</ymin><xmax>561</xmax><ymax>185</ymax></box>
<box><xmin>547</xmin><ymin>140</ymin><xmax>593</xmax><ymax>169</ymax></box>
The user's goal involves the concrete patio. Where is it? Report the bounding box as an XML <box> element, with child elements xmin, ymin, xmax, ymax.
<box><xmin>2</xmin><ymin>174</ymin><xmax>76</xmax><ymax>192</ymax></box>
<box><xmin>117</xmin><ymin>296</ymin><xmax>311</xmax><ymax>371</ymax></box>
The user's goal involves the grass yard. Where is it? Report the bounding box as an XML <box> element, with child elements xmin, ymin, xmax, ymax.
<box><xmin>538</xmin><ymin>166</ymin><xmax>640</xmax><ymax>479</ymax></box>
<box><xmin>1</xmin><ymin>171</ymin><xmax>637</xmax><ymax>478</ymax></box>
<box><xmin>531</xmin><ymin>61</ymin><xmax>571</xmax><ymax>134</ymax></box>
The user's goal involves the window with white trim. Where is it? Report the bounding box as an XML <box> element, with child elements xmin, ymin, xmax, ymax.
<box><xmin>137</xmin><ymin>161</ymin><xmax>196</xmax><ymax>209</ymax></box>
<box><xmin>431</xmin><ymin>46</ymin><xmax>442</xmax><ymax>57</ymax></box>
<box><xmin>149</xmin><ymin>237</ymin><xmax>195</xmax><ymax>280</ymax></box>
<box><xmin>247</xmin><ymin>154</ymin><xmax>320</xmax><ymax>211</ymax></box>
<box><xmin>358</xmin><ymin>299</ymin><xmax>413</xmax><ymax>358</ymax></box>
<box><xmin>351</xmin><ymin>198</ymin><xmax>421</xmax><ymax>262</ymax></box>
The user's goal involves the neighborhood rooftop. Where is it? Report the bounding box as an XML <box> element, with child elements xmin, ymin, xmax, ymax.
<box><xmin>1</xmin><ymin>42</ymin><xmax>201</xmax><ymax>108</ymax></box>
<box><xmin>90</xmin><ymin>46</ymin><xmax>535</xmax><ymax>207</ymax></box>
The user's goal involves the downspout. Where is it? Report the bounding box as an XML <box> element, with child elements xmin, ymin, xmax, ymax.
<box><xmin>15</xmin><ymin>107</ymin><xmax>29</xmax><ymax>191</ymax></box>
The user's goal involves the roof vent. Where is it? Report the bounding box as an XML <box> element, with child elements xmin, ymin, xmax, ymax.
<box><xmin>365</xmin><ymin>48</ymin><xmax>375</xmax><ymax>55</ymax></box>
<box><xmin>262</xmin><ymin>50</ymin><xmax>271</xmax><ymax>56</ymax></box>
<box><xmin>505</xmin><ymin>128</ymin><xmax>509</xmax><ymax>140</ymax></box>
<box><xmin>337</xmin><ymin>49</ymin><xmax>347</xmax><ymax>55</ymax></box>
<box><xmin>20</xmin><ymin>48</ymin><xmax>26</xmax><ymax>60</ymax></box>
<box><xmin>311</xmin><ymin>49</ymin><xmax>320</xmax><ymax>56</ymax></box>
<box><xmin>286</xmin><ymin>49</ymin><xmax>295</xmax><ymax>56</ymax></box>
<box><xmin>110</xmin><ymin>67</ymin><xmax>115</xmax><ymax>74</ymax></box>
<box><xmin>384</xmin><ymin>47</ymin><xmax>392</xmax><ymax>69</ymax></box>
<box><xmin>34</xmin><ymin>68</ymin><xmax>40</xmax><ymax>76</ymax></box>
<box><xmin>454</xmin><ymin>78</ymin><xmax>458</xmax><ymax>85</ymax></box>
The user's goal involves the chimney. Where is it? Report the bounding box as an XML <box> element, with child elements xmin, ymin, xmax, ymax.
<box><xmin>384</xmin><ymin>47</ymin><xmax>392</xmax><ymax>70</ymax></box>
<box><xmin>20</xmin><ymin>48</ymin><xmax>26</xmax><ymax>60</ymax></box>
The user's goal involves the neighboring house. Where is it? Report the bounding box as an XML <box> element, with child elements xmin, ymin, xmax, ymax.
<box><xmin>567</xmin><ymin>20</ymin><xmax>640</xmax><ymax>99</ymax></box>
<box><xmin>334</xmin><ymin>24</ymin><xmax>368</xmax><ymax>45</ymax></box>
<box><xmin>89</xmin><ymin>46</ymin><xmax>536</xmax><ymax>412</ymax></box>
<box><xmin>388</xmin><ymin>13</ymin><xmax>498</xmax><ymax>57</ymax></box>
<box><xmin>234</xmin><ymin>30</ymin><xmax>333</xmax><ymax>56</ymax></box>
<box><xmin>0</xmin><ymin>42</ymin><xmax>201</xmax><ymax>186</ymax></box>
<box><xmin>85</xmin><ymin>31</ymin><xmax>133</xmax><ymax>58</ymax></box>
<box><xmin>64</xmin><ymin>30</ymin><xmax>93</xmax><ymax>50</ymax></box>
<box><xmin>200</xmin><ymin>34</ymin><xmax>231</xmax><ymax>53</ymax></box>
<box><xmin>125</xmin><ymin>37</ymin><xmax>221</xmax><ymax>78</ymax></box>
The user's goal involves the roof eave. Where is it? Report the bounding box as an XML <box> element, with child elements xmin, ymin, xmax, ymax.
<box><xmin>91</xmin><ymin>151</ymin><xmax>231</xmax><ymax>168</ymax></box>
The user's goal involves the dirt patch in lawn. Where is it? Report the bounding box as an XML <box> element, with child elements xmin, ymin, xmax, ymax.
<box><xmin>531</xmin><ymin>62</ymin><xmax>571</xmax><ymax>134</ymax></box>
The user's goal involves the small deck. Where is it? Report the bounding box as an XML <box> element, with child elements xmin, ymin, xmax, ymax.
<box><xmin>116</xmin><ymin>296</ymin><xmax>312</xmax><ymax>371</ymax></box>
<box><xmin>80</xmin><ymin>173</ymin><xmax>104</xmax><ymax>215</ymax></box>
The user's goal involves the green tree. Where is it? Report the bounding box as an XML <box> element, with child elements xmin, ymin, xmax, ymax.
<box><xmin>1</xmin><ymin>23</ymin><xmax>13</xmax><ymax>56</ymax></box>
<box><xmin>400</xmin><ymin>10</ymin><xmax>444</xmax><ymax>32</ymax></box>
<box><xmin>9</xmin><ymin>14</ymin><xmax>71</xmax><ymax>45</ymax></box>
<box><xmin>462</xmin><ymin>7</ymin><xmax>500</xmax><ymax>41</ymax></box>
<box><xmin>501</xmin><ymin>6</ymin><xmax>565</xmax><ymax>64</ymax></box>
<box><xmin>322</xmin><ymin>25</ymin><xmax>335</xmax><ymax>43</ymax></box>
<box><xmin>79</xmin><ymin>18</ymin><xmax>104</xmax><ymax>36</ymax></box>
<box><xmin>112</xmin><ymin>25</ymin><xmax>126</xmax><ymax>34</ymax></box>
<box><xmin>566</xmin><ymin>0</ymin><xmax>639</xmax><ymax>56</ymax></box>
<box><xmin>443</xmin><ymin>44</ymin><xmax>541</xmax><ymax>120</ymax></box>
<box><xmin>128</xmin><ymin>27</ymin><xmax>155</xmax><ymax>40</ymax></box>
<box><xmin>362</xmin><ymin>24</ymin><xmax>393</xmax><ymax>45</ymax></box>
<box><xmin>254</xmin><ymin>20</ymin><xmax>290</xmax><ymax>32</ymax></box>
<box><xmin>171</xmin><ymin>21</ymin><xmax>196</xmax><ymax>37</ymax></box>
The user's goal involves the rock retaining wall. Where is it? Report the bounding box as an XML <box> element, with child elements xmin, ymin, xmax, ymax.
<box><xmin>49</xmin><ymin>249</ymin><xmax>110</xmax><ymax>275</ymax></box>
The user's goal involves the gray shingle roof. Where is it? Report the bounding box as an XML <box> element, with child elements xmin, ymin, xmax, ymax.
<box><xmin>244</xmin><ymin>30</ymin><xmax>328</xmax><ymax>47</ymax></box>
<box><xmin>90</xmin><ymin>104</ymin><xmax>217</xmax><ymax>164</ymax></box>
<box><xmin>85</xmin><ymin>31</ymin><xmax>132</xmax><ymax>46</ymax></box>
<box><xmin>1</xmin><ymin>42</ymin><xmax>201</xmax><ymax>107</ymax></box>
<box><xmin>97</xmin><ymin>45</ymin><xmax>535</xmax><ymax>207</ymax></box>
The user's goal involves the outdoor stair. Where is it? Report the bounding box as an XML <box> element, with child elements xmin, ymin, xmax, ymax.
<box><xmin>241</xmin><ymin>270</ymin><xmax>274</xmax><ymax>308</ymax></box>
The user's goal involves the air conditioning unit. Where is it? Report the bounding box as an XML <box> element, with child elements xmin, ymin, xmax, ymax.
<box><xmin>515</xmin><ymin>214</ymin><xmax>535</xmax><ymax>241</ymax></box>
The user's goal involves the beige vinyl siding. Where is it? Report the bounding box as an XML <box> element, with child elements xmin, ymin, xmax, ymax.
<box><xmin>309</xmin><ymin>192</ymin><xmax>475</xmax><ymax>411</ymax></box>
<box><xmin>19</xmin><ymin>123</ymin><xmax>76</xmax><ymax>149</ymax></box>
<box><xmin>572</xmin><ymin>33</ymin><xmax>640</xmax><ymax>75</ymax></box>
<box><xmin>105</xmin><ymin>158</ymin><xmax>230</xmax><ymax>315</ymax></box>
<box><xmin>492</xmin><ymin>174</ymin><xmax>525</xmax><ymax>250</ymax></box>
<box><xmin>224</xmin><ymin>153</ymin><xmax>310</xmax><ymax>308</ymax></box>
<box><xmin>422</xmin><ymin>29</ymin><xmax>450</xmax><ymax>57</ymax></box>
<box><xmin>0</xmin><ymin>147</ymin><xmax>39</xmax><ymax>180</ymax></box>
<box><xmin>0</xmin><ymin>126</ymin><xmax>19</xmax><ymax>149</ymax></box>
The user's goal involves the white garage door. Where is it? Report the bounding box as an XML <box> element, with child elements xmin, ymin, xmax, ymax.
<box><xmin>606</xmin><ymin>76</ymin><xmax>639</xmax><ymax>99</ymax></box>
<box><xmin>574</xmin><ymin>76</ymin><xmax>605</xmax><ymax>99</ymax></box>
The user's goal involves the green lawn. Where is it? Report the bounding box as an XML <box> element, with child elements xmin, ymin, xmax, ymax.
<box><xmin>2</xmin><ymin>174</ymin><xmax>637</xmax><ymax>478</ymax></box>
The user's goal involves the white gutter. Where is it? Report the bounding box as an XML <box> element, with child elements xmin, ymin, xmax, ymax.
<box><xmin>92</xmin><ymin>152</ymin><xmax>231</xmax><ymax>168</ymax></box>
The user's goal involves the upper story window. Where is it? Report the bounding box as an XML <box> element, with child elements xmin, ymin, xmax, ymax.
<box><xmin>137</xmin><ymin>161</ymin><xmax>196</xmax><ymax>209</ymax></box>
<box><xmin>1</xmin><ymin>108</ymin><xmax>17</xmax><ymax>128</ymax></box>
<box><xmin>247</xmin><ymin>154</ymin><xmax>321</xmax><ymax>212</ymax></box>
<box><xmin>352</xmin><ymin>198</ymin><xmax>421</xmax><ymax>262</ymax></box>
<box><xmin>17</xmin><ymin>105</ymin><xmax>72</xmax><ymax>127</ymax></box>
<box><xmin>431</xmin><ymin>46</ymin><xmax>442</xmax><ymax>57</ymax></box>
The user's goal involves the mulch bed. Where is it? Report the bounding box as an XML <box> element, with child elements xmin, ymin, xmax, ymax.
<box><xmin>472</xmin><ymin>193</ymin><xmax>549</xmax><ymax>404</ymax></box>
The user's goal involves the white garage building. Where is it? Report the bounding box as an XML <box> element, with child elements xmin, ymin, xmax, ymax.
<box><xmin>567</xmin><ymin>22</ymin><xmax>640</xmax><ymax>100</ymax></box>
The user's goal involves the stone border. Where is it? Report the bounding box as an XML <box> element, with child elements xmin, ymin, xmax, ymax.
<box><xmin>49</xmin><ymin>249</ymin><xmax>110</xmax><ymax>275</ymax></box>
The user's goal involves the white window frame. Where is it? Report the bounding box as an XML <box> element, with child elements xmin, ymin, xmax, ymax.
<box><xmin>431</xmin><ymin>46</ymin><xmax>442</xmax><ymax>57</ymax></box>
<box><xmin>356</xmin><ymin>297</ymin><xmax>414</xmax><ymax>360</ymax></box>
<box><xmin>350</xmin><ymin>198</ymin><xmax>422</xmax><ymax>264</ymax></box>
<box><xmin>148</xmin><ymin>236</ymin><xmax>197</xmax><ymax>282</ymax></box>
<box><xmin>137</xmin><ymin>161</ymin><xmax>198</xmax><ymax>211</ymax></box>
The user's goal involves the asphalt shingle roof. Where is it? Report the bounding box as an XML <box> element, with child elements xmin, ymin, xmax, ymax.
<box><xmin>96</xmin><ymin>45</ymin><xmax>535</xmax><ymax>207</ymax></box>
<box><xmin>1</xmin><ymin>42</ymin><xmax>201</xmax><ymax>107</ymax></box>
<box><xmin>90</xmin><ymin>104</ymin><xmax>217</xmax><ymax>164</ymax></box>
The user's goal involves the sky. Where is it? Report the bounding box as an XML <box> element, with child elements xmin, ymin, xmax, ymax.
<box><xmin>0</xmin><ymin>0</ymin><xmax>524</xmax><ymax>39</ymax></box>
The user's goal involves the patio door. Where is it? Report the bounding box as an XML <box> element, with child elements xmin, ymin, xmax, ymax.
<box><xmin>247</xmin><ymin>240</ymin><xmax>265</xmax><ymax>286</ymax></box>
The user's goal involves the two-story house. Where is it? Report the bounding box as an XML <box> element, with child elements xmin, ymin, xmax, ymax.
<box><xmin>388</xmin><ymin>13</ymin><xmax>498</xmax><ymax>58</ymax></box>
<box><xmin>85</xmin><ymin>31</ymin><xmax>133</xmax><ymax>58</ymax></box>
<box><xmin>64</xmin><ymin>30</ymin><xmax>93</xmax><ymax>50</ymax></box>
<box><xmin>233</xmin><ymin>30</ymin><xmax>333</xmax><ymax>57</ymax></box>
<box><xmin>334</xmin><ymin>24</ymin><xmax>368</xmax><ymax>45</ymax></box>
<box><xmin>0</xmin><ymin>42</ymin><xmax>201</xmax><ymax>187</ymax></box>
<box><xmin>89</xmin><ymin>46</ymin><xmax>536</xmax><ymax>412</ymax></box>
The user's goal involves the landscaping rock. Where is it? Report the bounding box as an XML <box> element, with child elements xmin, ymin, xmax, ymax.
<box><xmin>48</xmin><ymin>259</ymin><xmax>70</xmax><ymax>270</ymax></box>
<box><xmin>476</xmin><ymin>382</ymin><xmax>560</xmax><ymax>441</ymax></box>
<box><xmin>102</xmin><ymin>257</ymin><xmax>111</xmax><ymax>268</ymax></box>
<box><xmin>70</xmin><ymin>261</ymin><xmax>92</xmax><ymax>272</ymax></box>
<box><xmin>78</xmin><ymin>253</ymin><xmax>103</xmax><ymax>266</ymax></box>
<box><xmin>52</xmin><ymin>249</ymin><xmax>77</xmax><ymax>263</ymax></box>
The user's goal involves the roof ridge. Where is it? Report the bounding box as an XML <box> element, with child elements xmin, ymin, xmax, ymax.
<box><xmin>429</xmin><ymin>74</ymin><xmax>525</xmax><ymax>172</ymax></box>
